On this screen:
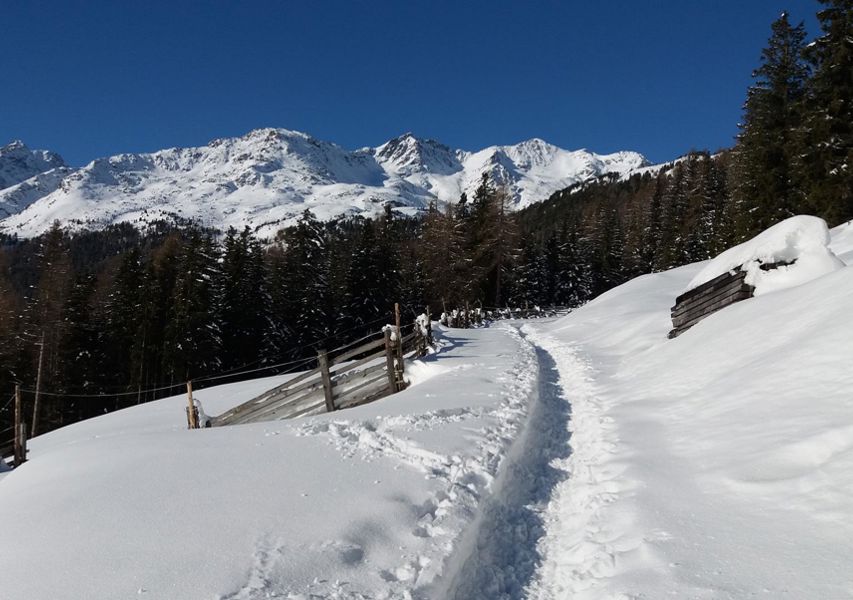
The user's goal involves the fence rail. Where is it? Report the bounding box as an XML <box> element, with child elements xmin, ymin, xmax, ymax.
<box><xmin>0</xmin><ymin>387</ymin><xmax>28</xmax><ymax>469</ymax></box>
<box><xmin>201</xmin><ymin>305</ymin><xmax>433</xmax><ymax>429</ymax></box>
<box><xmin>440</xmin><ymin>303</ymin><xmax>572</xmax><ymax>328</ymax></box>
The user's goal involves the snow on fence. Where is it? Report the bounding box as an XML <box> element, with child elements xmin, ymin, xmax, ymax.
<box><xmin>440</xmin><ymin>302</ymin><xmax>571</xmax><ymax>328</ymax></box>
<box><xmin>200</xmin><ymin>307</ymin><xmax>433</xmax><ymax>428</ymax></box>
<box><xmin>669</xmin><ymin>268</ymin><xmax>755</xmax><ymax>338</ymax></box>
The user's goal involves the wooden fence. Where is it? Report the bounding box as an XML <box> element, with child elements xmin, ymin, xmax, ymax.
<box><xmin>440</xmin><ymin>302</ymin><xmax>571</xmax><ymax>328</ymax></box>
<box><xmin>0</xmin><ymin>386</ymin><xmax>28</xmax><ymax>469</ymax></box>
<box><xmin>669</xmin><ymin>268</ymin><xmax>755</xmax><ymax>338</ymax></box>
<box><xmin>199</xmin><ymin>313</ymin><xmax>432</xmax><ymax>428</ymax></box>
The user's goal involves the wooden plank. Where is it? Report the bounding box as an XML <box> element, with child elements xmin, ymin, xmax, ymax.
<box><xmin>399</xmin><ymin>331</ymin><xmax>416</xmax><ymax>350</ymax></box>
<box><xmin>336</xmin><ymin>378</ymin><xmax>393</xmax><ymax>410</ymax></box>
<box><xmin>334</xmin><ymin>371</ymin><xmax>389</xmax><ymax>409</ymax></box>
<box><xmin>672</xmin><ymin>284</ymin><xmax>752</xmax><ymax>319</ymax></box>
<box><xmin>672</xmin><ymin>275</ymin><xmax>751</xmax><ymax>314</ymax></box>
<box><xmin>328</xmin><ymin>349</ymin><xmax>386</xmax><ymax>379</ymax></box>
<box><xmin>216</xmin><ymin>382</ymin><xmax>325</xmax><ymax>426</ymax></box>
<box><xmin>332</xmin><ymin>362</ymin><xmax>386</xmax><ymax>389</ymax></box>
<box><xmin>256</xmin><ymin>393</ymin><xmax>327</xmax><ymax>422</ymax></box>
<box><xmin>672</xmin><ymin>292</ymin><xmax>752</xmax><ymax>323</ymax></box>
<box><xmin>282</xmin><ymin>399</ymin><xmax>328</xmax><ymax>420</ymax></box>
<box><xmin>318</xmin><ymin>350</ymin><xmax>335</xmax><ymax>413</ymax></box>
<box><xmin>672</xmin><ymin>281</ymin><xmax>752</xmax><ymax>317</ymax></box>
<box><xmin>213</xmin><ymin>369</ymin><xmax>323</xmax><ymax>424</ymax></box>
<box><xmin>229</xmin><ymin>388</ymin><xmax>326</xmax><ymax>425</ymax></box>
<box><xmin>227</xmin><ymin>382</ymin><xmax>326</xmax><ymax>424</ymax></box>
<box><xmin>673</xmin><ymin>301</ymin><xmax>737</xmax><ymax>333</ymax></box>
<box><xmin>672</xmin><ymin>290</ymin><xmax>752</xmax><ymax>327</ymax></box>
<box><xmin>673</xmin><ymin>275</ymin><xmax>742</xmax><ymax>308</ymax></box>
<box><xmin>674</xmin><ymin>269</ymin><xmax>744</xmax><ymax>304</ymax></box>
<box><xmin>329</xmin><ymin>336</ymin><xmax>385</xmax><ymax>367</ymax></box>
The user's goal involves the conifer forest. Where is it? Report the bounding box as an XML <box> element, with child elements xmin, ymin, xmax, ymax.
<box><xmin>0</xmin><ymin>2</ymin><xmax>850</xmax><ymax>437</ymax></box>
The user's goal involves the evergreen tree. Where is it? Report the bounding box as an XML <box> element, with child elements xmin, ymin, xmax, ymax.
<box><xmin>731</xmin><ymin>12</ymin><xmax>809</xmax><ymax>238</ymax></box>
<box><xmin>163</xmin><ymin>231</ymin><xmax>222</xmax><ymax>381</ymax></box>
<box><xmin>219</xmin><ymin>227</ymin><xmax>267</xmax><ymax>371</ymax></box>
<box><xmin>796</xmin><ymin>0</ymin><xmax>853</xmax><ymax>224</ymax></box>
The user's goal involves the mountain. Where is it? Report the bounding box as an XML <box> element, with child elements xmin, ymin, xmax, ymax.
<box><xmin>0</xmin><ymin>128</ymin><xmax>648</xmax><ymax>237</ymax></box>
<box><xmin>0</xmin><ymin>140</ymin><xmax>67</xmax><ymax>193</ymax></box>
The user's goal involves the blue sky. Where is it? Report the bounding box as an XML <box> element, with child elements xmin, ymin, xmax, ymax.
<box><xmin>1</xmin><ymin>1</ymin><xmax>821</xmax><ymax>165</ymax></box>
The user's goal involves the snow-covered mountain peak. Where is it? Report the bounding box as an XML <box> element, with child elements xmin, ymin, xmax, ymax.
<box><xmin>0</xmin><ymin>129</ymin><xmax>649</xmax><ymax>237</ymax></box>
<box><xmin>0</xmin><ymin>141</ymin><xmax>67</xmax><ymax>191</ymax></box>
<box><xmin>375</xmin><ymin>133</ymin><xmax>462</xmax><ymax>177</ymax></box>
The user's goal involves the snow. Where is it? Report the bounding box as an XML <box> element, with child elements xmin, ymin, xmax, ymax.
<box><xmin>0</xmin><ymin>129</ymin><xmax>647</xmax><ymax>238</ymax></box>
<box><xmin>0</xmin><ymin>140</ymin><xmax>67</xmax><ymax>192</ymax></box>
<box><xmin>686</xmin><ymin>215</ymin><xmax>845</xmax><ymax>296</ymax></box>
<box><xmin>0</xmin><ymin>325</ymin><xmax>542</xmax><ymax>599</ymax></box>
<box><xmin>2</xmin><ymin>219</ymin><xmax>852</xmax><ymax>598</ymax></box>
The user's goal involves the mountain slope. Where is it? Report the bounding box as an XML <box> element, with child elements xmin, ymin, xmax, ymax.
<box><xmin>0</xmin><ymin>141</ymin><xmax>67</xmax><ymax>192</ymax></box>
<box><xmin>0</xmin><ymin>129</ymin><xmax>647</xmax><ymax>237</ymax></box>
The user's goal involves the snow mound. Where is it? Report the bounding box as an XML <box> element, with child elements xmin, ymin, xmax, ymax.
<box><xmin>686</xmin><ymin>215</ymin><xmax>845</xmax><ymax>296</ymax></box>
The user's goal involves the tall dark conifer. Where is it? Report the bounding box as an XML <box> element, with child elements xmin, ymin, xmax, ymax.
<box><xmin>731</xmin><ymin>12</ymin><xmax>809</xmax><ymax>238</ymax></box>
<box><xmin>796</xmin><ymin>0</ymin><xmax>853</xmax><ymax>223</ymax></box>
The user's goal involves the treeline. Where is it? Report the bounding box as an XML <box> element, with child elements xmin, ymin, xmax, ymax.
<box><xmin>516</xmin><ymin>1</ymin><xmax>851</xmax><ymax>297</ymax></box>
<box><xmin>0</xmin><ymin>213</ymin><xmax>418</xmax><ymax>435</ymax></box>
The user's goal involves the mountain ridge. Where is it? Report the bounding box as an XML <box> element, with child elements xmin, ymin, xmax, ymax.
<box><xmin>0</xmin><ymin>128</ymin><xmax>649</xmax><ymax>237</ymax></box>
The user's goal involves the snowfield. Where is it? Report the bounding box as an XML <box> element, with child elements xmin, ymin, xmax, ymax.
<box><xmin>1</xmin><ymin>218</ymin><xmax>852</xmax><ymax>599</ymax></box>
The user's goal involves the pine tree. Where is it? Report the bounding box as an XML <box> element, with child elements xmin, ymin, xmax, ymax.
<box><xmin>796</xmin><ymin>0</ymin><xmax>853</xmax><ymax>224</ymax></box>
<box><xmin>163</xmin><ymin>231</ymin><xmax>222</xmax><ymax>381</ymax></box>
<box><xmin>219</xmin><ymin>227</ymin><xmax>267</xmax><ymax>371</ymax></box>
<box><xmin>731</xmin><ymin>12</ymin><xmax>809</xmax><ymax>237</ymax></box>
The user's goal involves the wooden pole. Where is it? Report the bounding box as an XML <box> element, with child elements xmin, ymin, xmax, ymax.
<box><xmin>383</xmin><ymin>328</ymin><xmax>397</xmax><ymax>393</ymax></box>
<box><xmin>394</xmin><ymin>303</ymin><xmax>404</xmax><ymax>374</ymax></box>
<box><xmin>16</xmin><ymin>422</ymin><xmax>26</xmax><ymax>467</ymax></box>
<box><xmin>14</xmin><ymin>384</ymin><xmax>24</xmax><ymax>466</ymax></box>
<box><xmin>318</xmin><ymin>350</ymin><xmax>335</xmax><ymax>412</ymax></box>
<box><xmin>31</xmin><ymin>330</ymin><xmax>45</xmax><ymax>438</ymax></box>
<box><xmin>186</xmin><ymin>381</ymin><xmax>198</xmax><ymax>429</ymax></box>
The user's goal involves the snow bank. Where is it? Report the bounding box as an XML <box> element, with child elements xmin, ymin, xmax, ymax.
<box><xmin>830</xmin><ymin>219</ymin><xmax>853</xmax><ymax>264</ymax></box>
<box><xmin>528</xmin><ymin>255</ymin><xmax>853</xmax><ymax>597</ymax></box>
<box><xmin>686</xmin><ymin>215</ymin><xmax>845</xmax><ymax>296</ymax></box>
<box><xmin>0</xmin><ymin>325</ymin><xmax>540</xmax><ymax>600</ymax></box>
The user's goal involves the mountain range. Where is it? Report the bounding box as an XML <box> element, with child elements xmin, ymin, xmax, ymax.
<box><xmin>0</xmin><ymin>129</ymin><xmax>649</xmax><ymax>237</ymax></box>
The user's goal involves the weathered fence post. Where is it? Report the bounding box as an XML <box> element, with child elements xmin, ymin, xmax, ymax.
<box><xmin>186</xmin><ymin>381</ymin><xmax>198</xmax><ymax>429</ymax></box>
<box><xmin>14</xmin><ymin>384</ymin><xmax>26</xmax><ymax>466</ymax></box>
<box><xmin>31</xmin><ymin>331</ymin><xmax>45</xmax><ymax>438</ymax></box>
<box><xmin>16</xmin><ymin>423</ymin><xmax>27</xmax><ymax>467</ymax></box>
<box><xmin>394</xmin><ymin>303</ymin><xmax>404</xmax><ymax>375</ymax></box>
<box><xmin>384</xmin><ymin>328</ymin><xmax>397</xmax><ymax>392</ymax></box>
<box><xmin>318</xmin><ymin>349</ymin><xmax>335</xmax><ymax>412</ymax></box>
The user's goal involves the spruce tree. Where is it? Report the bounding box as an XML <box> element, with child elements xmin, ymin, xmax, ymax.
<box><xmin>797</xmin><ymin>0</ymin><xmax>853</xmax><ymax>224</ymax></box>
<box><xmin>731</xmin><ymin>12</ymin><xmax>809</xmax><ymax>238</ymax></box>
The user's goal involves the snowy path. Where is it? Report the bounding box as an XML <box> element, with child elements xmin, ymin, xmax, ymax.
<box><xmin>441</xmin><ymin>327</ymin><xmax>571</xmax><ymax>599</ymax></box>
<box><xmin>519</xmin><ymin>328</ymin><xmax>631</xmax><ymax>600</ymax></box>
<box><xmin>441</xmin><ymin>325</ymin><xmax>627</xmax><ymax>600</ymax></box>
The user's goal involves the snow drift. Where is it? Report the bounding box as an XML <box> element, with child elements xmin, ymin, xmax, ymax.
<box><xmin>686</xmin><ymin>215</ymin><xmax>845</xmax><ymax>296</ymax></box>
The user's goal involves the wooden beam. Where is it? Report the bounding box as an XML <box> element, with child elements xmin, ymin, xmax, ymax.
<box><xmin>384</xmin><ymin>328</ymin><xmax>397</xmax><ymax>393</ymax></box>
<box><xmin>318</xmin><ymin>350</ymin><xmax>335</xmax><ymax>413</ymax></box>
<box><xmin>329</xmin><ymin>336</ymin><xmax>385</xmax><ymax>367</ymax></box>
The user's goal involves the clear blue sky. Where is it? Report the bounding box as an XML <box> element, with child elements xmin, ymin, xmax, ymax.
<box><xmin>1</xmin><ymin>1</ymin><xmax>821</xmax><ymax>166</ymax></box>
